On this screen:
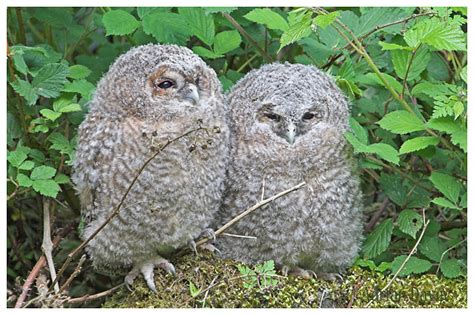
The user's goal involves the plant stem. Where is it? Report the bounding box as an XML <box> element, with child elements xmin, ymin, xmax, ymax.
<box><xmin>401</xmin><ymin>45</ymin><xmax>420</xmax><ymax>99</ymax></box>
<box><xmin>15</xmin><ymin>8</ymin><xmax>26</xmax><ymax>44</ymax></box>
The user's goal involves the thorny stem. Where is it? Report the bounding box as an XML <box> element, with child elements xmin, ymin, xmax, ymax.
<box><xmin>222</xmin><ymin>12</ymin><xmax>273</xmax><ymax>63</ymax></box>
<box><xmin>49</xmin><ymin>126</ymin><xmax>209</xmax><ymax>292</ymax></box>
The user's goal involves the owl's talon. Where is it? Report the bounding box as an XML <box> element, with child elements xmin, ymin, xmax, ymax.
<box><xmin>281</xmin><ymin>266</ymin><xmax>317</xmax><ymax>279</ymax></box>
<box><xmin>316</xmin><ymin>272</ymin><xmax>343</xmax><ymax>282</ymax></box>
<box><xmin>199</xmin><ymin>242</ymin><xmax>221</xmax><ymax>254</ymax></box>
<box><xmin>281</xmin><ymin>265</ymin><xmax>290</xmax><ymax>277</ymax></box>
<box><xmin>199</xmin><ymin>228</ymin><xmax>216</xmax><ymax>241</ymax></box>
<box><xmin>188</xmin><ymin>239</ymin><xmax>198</xmax><ymax>256</ymax></box>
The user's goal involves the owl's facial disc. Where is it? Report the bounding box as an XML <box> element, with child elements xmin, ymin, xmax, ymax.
<box><xmin>148</xmin><ymin>68</ymin><xmax>201</xmax><ymax>106</ymax></box>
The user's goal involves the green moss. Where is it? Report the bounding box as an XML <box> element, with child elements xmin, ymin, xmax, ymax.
<box><xmin>103</xmin><ymin>253</ymin><xmax>467</xmax><ymax>308</ymax></box>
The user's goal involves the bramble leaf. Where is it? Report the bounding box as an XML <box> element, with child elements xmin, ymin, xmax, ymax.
<box><xmin>362</xmin><ymin>219</ymin><xmax>393</xmax><ymax>258</ymax></box>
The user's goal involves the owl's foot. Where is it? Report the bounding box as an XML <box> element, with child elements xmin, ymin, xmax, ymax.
<box><xmin>316</xmin><ymin>272</ymin><xmax>343</xmax><ymax>282</ymax></box>
<box><xmin>187</xmin><ymin>228</ymin><xmax>219</xmax><ymax>255</ymax></box>
<box><xmin>281</xmin><ymin>265</ymin><xmax>316</xmax><ymax>279</ymax></box>
<box><xmin>124</xmin><ymin>256</ymin><xmax>176</xmax><ymax>293</ymax></box>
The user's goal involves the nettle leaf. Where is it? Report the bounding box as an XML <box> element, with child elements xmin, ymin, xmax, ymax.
<box><xmin>142</xmin><ymin>12</ymin><xmax>190</xmax><ymax>45</ymax></box>
<box><xmin>179</xmin><ymin>7</ymin><xmax>215</xmax><ymax>46</ymax></box>
<box><xmin>32</xmin><ymin>179</ymin><xmax>61</xmax><ymax>198</ymax></box>
<box><xmin>397</xmin><ymin>209</ymin><xmax>423</xmax><ymax>239</ymax></box>
<box><xmin>32</xmin><ymin>63</ymin><xmax>70</xmax><ymax>98</ymax></box>
<box><xmin>391</xmin><ymin>255</ymin><xmax>432</xmax><ymax>276</ymax></box>
<box><xmin>68</xmin><ymin>65</ymin><xmax>91</xmax><ymax>79</ymax></box>
<box><xmin>279</xmin><ymin>10</ymin><xmax>312</xmax><ymax>50</ymax></box>
<box><xmin>314</xmin><ymin>11</ymin><xmax>340</xmax><ymax>29</ymax></box>
<box><xmin>431</xmin><ymin>197</ymin><xmax>459</xmax><ymax>210</ymax></box>
<box><xmin>244</xmin><ymin>8</ymin><xmax>289</xmax><ymax>31</ymax></box>
<box><xmin>30</xmin><ymin>165</ymin><xmax>57</xmax><ymax>180</ymax></box>
<box><xmin>213</xmin><ymin>31</ymin><xmax>242</xmax><ymax>55</ymax></box>
<box><xmin>10</xmin><ymin>77</ymin><xmax>38</xmax><ymax>105</ymax></box>
<box><xmin>377</xmin><ymin>110</ymin><xmax>425</xmax><ymax>134</ymax></box>
<box><xmin>399</xmin><ymin>136</ymin><xmax>439</xmax><ymax>154</ymax></box>
<box><xmin>391</xmin><ymin>46</ymin><xmax>431</xmax><ymax>81</ymax></box>
<box><xmin>419</xmin><ymin>236</ymin><xmax>446</xmax><ymax>262</ymax></box>
<box><xmin>429</xmin><ymin>172</ymin><xmax>462</xmax><ymax>203</ymax></box>
<box><xmin>40</xmin><ymin>109</ymin><xmax>62</xmax><ymax>122</ymax></box>
<box><xmin>103</xmin><ymin>10</ymin><xmax>140</xmax><ymax>36</ymax></box>
<box><xmin>440</xmin><ymin>259</ymin><xmax>463</xmax><ymax>279</ymax></box>
<box><xmin>404</xmin><ymin>17</ymin><xmax>466</xmax><ymax>51</ymax></box>
<box><xmin>362</xmin><ymin>218</ymin><xmax>393</xmax><ymax>259</ymax></box>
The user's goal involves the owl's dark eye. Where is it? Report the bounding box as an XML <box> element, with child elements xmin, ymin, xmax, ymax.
<box><xmin>265</xmin><ymin>113</ymin><xmax>281</xmax><ymax>121</ymax></box>
<box><xmin>302</xmin><ymin>112</ymin><xmax>315</xmax><ymax>120</ymax></box>
<box><xmin>157</xmin><ymin>80</ymin><xmax>175</xmax><ymax>89</ymax></box>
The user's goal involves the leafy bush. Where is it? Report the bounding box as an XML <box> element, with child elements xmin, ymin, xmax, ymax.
<box><xmin>7</xmin><ymin>6</ymin><xmax>467</xmax><ymax>307</ymax></box>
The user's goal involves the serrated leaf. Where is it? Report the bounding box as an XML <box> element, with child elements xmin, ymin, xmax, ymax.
<box><xmin>57</xmin><ymin>103</ymin><xmax>82</xmax><ymax>113</ymax></box>
<box><xmin>32</xmin><ymin>179</ymin><xmax>61</xmax><ymax>198</ymax></box>
<box><xmin>10</xmin><ymin>78</ymin><xmax>38</xmax><ymax>105</ymax></box>
<box><xmin>68</xmin><ymin>65</ymin><xmax>91</xmax><ymax>79</ymax></box>
<box><xmin>431</xmin><ymin>197</ymin><xmax>459</xmax><ymax>210</ymax></box>
<box><xmin>362</xmin><ymin>219</ymin><xmax>393</xmax><ymax>259</ymax></box>
<box><xmin>380</xmin><ymin>173</ymin><xmax>407</xmax><ymax>206</ymax></box>
<box><xmin>426</xmin><ymin>117</ymin><xmax>463</xmax><ymax>134</ymax></box>
<box><xmin>399</xmin><ymin>136</ymin><xmax>439</xmax><ymax>154</ymax></box>
<box><xmin>32</xmin><ymin>63</ymin><xmax>69</xmax><ymax>98</ymax></box>
<box><xmin>379</xmin><ymin>41</ymin><xmax>413</xmax><ymax>51</ymax></box>
<box><xmin>397</xmin><ymin>209</ymin><xmax>423</xmax><ymax>239</ymax></box>
<box><xmin>419</xmin><ymin>236</ymin><xmax>446</xmax><ymax>262</ymax></box>
<box><xmin>244</xmin><ymin>8</ymin><xmax>289</xmax><ymax>31</ymax></box>
<box><xmin>142</xmin><ymin>12</ymin><xmax>191</xmax><ymax>45</ymax></box>
<box><xmin>136</xmin><ymin>7</ymin><xmax>169</xmax><ymax>19</ymax></box>
<box><xmin>12</xmin><ymin>53</ymin><xmax>29</xmax><ymax>75</ymax></box>
<box><xmin>179</xmin><ymin>7</ymin><xmax>215</xmax><ymax>46</ymax></box>
<box><xmin>19</xmin><ymin>160</ymin><xmax>35</xmax><ymax>171</ymax></box>
<box><xmin>47</xmin><ymin>132</ymin><xmax>74</xmax><ymax>156</ymax></box>
<box><xmin>31</xmin><ymin>165</ymin><xmax>57</xmax><ymax>180</ymax></box>
<box><xmin>344</xmin><ymin>132</ymin><xmax>369</xmax><ymax>154</ymax></box>
<box><xmin>62</xmin><ymin>79</ymin><xmax>95</xmax><ymax>100</ymax></box>
<box><xmin>16</xmin><ymin>173</ymin><xmax>33</xmax><ymax>188</ymax></box>
<box><xmin>213</xmin><ymin>30</ymin><xmax>242</xmax><ymax>55</ymax></box>
<box><xmin>358</xmin><ymin>73</ymin><xmax>403</xmax><ymax>94</ymax></box>
<box><xmin>378</xmin><ymin>110</ymin><xmax>425</xmax><ymax>134</ymax></box>
<box><xmin>440</xmin><ymin>259</ymin><xmax>462</xmax><ymax>278</ymax></box>
<box><xmin>429</xmin><ymin>172</ymin><xmax>462</xmax><ymax>203</ymax></box>
<box><xmin>40</xmin><ymin>109</ymin><xmax>62</xmax><ymax>122</ymax></box>
<box><xmin>192</xmin><ymin>46</ymin><xmax>223</xmax><ymax>59</ymax></box>
<box><xmin>349</xmin><ymin>117</ymin><xmax>368</xmax><ymax>144</ymax></box>
<box><xmin>368</xmin><ymin>143</ymin><xmax>400</xmax><ymax>165</ymax></box>
<box><xmin>7</xmin><ymin>150</ymin><xmax>28</xmax><ymax>168</ymax></box>
<box><xmin>392</xmin><ymin>46</ymin><xmax>431</xmax><ymax>81</ymax></box>
<box><xmin>450</xmin><ymin>130</ymin><xmax>467</xmax><ymax>152</ymax></box>
<box><xmin>391</xmin><ymin>255</ymin><xmax>432</xmax><ymax>276</ymax></box>
<box><xmin>54</xmin><ymin>173</ymin><xmax>70</xmax><ymax>184</ymax></box>
<box><xmin>279</xmin><ymin>10</ymin><xmax>312</xmax><ymax>50</ymax></box>
<box><xmin>313</xmin><ymin>11</ymin><xmax>340</xmax><ymax>29</ymax></box>
<box><xmin>103</xmin><ymin>10</ymin><xmax>140</xmax><ymax>36</ymax></box>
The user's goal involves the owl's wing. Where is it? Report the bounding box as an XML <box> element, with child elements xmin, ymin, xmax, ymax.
<box><xmin>72</xmin><ymin>111</ymin><xmax>122</xmax><ymax>225</ymax></box>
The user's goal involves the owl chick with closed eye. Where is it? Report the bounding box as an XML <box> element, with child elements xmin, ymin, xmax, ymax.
<box><xmin>72</xmin><ymin>44</ymin><xmax>229</xmax><ymax>292</ymax></box>
<box><xmin>217</xmin><ymin>63</ymin><xmax>363</xmax><ymax>279</ymax></box>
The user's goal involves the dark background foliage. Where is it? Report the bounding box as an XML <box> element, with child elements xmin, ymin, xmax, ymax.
<box><xmin>6</xmin><ymin>7</ymin><xmax>467</xmax><ymax>307</ymax></box>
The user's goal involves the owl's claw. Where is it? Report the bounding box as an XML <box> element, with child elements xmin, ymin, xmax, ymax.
<box><xmin>188</xmin><ymin>239</ymin><xmax>198</xmax><ymax>256</ymax></box>
<box><xmin>125</xmin><ymin>256</ymin><xmax>176</xmax><ymax>293</ymax></box>
<box><xmin>280</xmin><ymin>265</ymin><xmax>317</xmax><ymax>279</ymax></box>
<box><xmin>198</xmin><ymin>228</ymin><xmax>216</xmax><ymax>241</ymax></box>
<box><xmin>316</xmin><ymin>272</ymin><xmax>343</xmax><ymax>282</ymax></box>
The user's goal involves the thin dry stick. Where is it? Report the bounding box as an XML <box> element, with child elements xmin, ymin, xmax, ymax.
<box><xmin>222</xmin><ymin>12</ymin><xmax>273</xmax><ymax>63</ymax></box>
<box><xmin>49</xmin><ymin>126</ymin><xmax>208</xmax><ymax>292</ymax></box>
<box><xmin>42</xmin><ymin>199</ymin><xmax>59</xmax><ymax>293</ymax></box>
<box><xmin>58</xmin><ymin>255</ymin><xmax>86</xmax><ymax>294</ymax></box>
<box><xmin>435</xmin><ymin>239</ymin><xmax>466</xmax><ymax>275</ymax></box>
<box><xmin>365</xmin><ymin>211</ymin><xmax>430</xmax><ymax>307</ymax></box>
<box><xmin>221</xmin><ymin>232</ymin><xmax>257</xmax><ymax>240</ymax></box>
<box><xmin>194</xmin><ymin>181</ymin><xmax>306</xmax><ymax>248</ymax></box>
<box><xmin>66</xmin><ymin>283</ymin><xmax>126</xmax><ymax>304</ymax></box>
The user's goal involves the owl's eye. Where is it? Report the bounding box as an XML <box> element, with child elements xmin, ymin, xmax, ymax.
<box><xmin>302</xmin><ymin>112</ymin><xmax>322</xmax><ymax>120</ymax></box>
<box><xmin>157</xmin><ymin>80</ymin><xmax>175</xmax><ymax>89</ymax></box>
<box><xmin>265</xmin><ymin>113</ymin><xmax>281</xmax><ymax>121</ymax></box>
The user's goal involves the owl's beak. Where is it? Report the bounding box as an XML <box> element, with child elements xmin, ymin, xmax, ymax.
<box><xmin>183</xmin><ymin>84</ymin><xmax>200</xmax><ymax>105</ymax></box>
<box><xmin>285</xmin><ymin>121</ymin><xmax>296</xmax><ymax>145</ymax></box>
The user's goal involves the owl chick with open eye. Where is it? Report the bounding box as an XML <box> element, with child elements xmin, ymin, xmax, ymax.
<box><xmin>216</xmin><ymin>63</ymin><xmax>363</xmax><ymax>279</ymax></box>
<box><xmin>72</xmin><ymin>44</ymin><xmax>229</xmax><ymax>292</ymax></box>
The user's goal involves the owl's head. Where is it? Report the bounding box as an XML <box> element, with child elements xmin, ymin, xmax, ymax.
<box><xmin>93</xmin><ymin>44</ymin><xmax>222</xmax><ymax>118</ymax></box>
<box><xmin>228</xmin><ymin>62</ymin><xmax>349</xmax><ymax>146</ymax></box>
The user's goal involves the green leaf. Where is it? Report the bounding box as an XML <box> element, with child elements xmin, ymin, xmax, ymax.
<box><xmin>31</xmin><ymin>166</ymin><xmax>57</xmax><ymax>180</ymax></box>
<box><xmin>404</xmin><ymin>17</ymin><xmax>466</xmax><ymax>51</ymax></box>
<box><xmin>192</xmin><ymin>46</ymin><xmax>223</xmax><ymax>59</ymax></box>
<box><xmin>68</xmin><ymin>65</ymin><xmax>91</xmax><ymax>79</ymax></box>
<box><xmin>358</xmin><ymin>73</ymin><xmax>403</xmax><ymax>94</ymax></box>
<box><xmin>56</xmin><ymin>103</ymin><xmax>82</xmax><ymax>113</ymax></box>
<box><xmin>426</xmin><ymin>117</ymin><xmax>463</xmax><ymax>134</ymax></box>
<box><xmin>136</xmin><ymin>7</ymin><xmax>169</xmax><ymax>19</ymax></box>
<box><xmin>54</xmin><ymin>173</ymin><xmax>70</xmax><ymax>184</ymax></box>
<box><xmin>16</xmin><ymin>174</ymin><xmax>33</xmax><ymax>188</ymax></box>
<box><xmin>12</xmin><ymin>52</ymin><xmax>29</xmax><ymax>75</ymax></box>
<box><xmin>279</xmin><ymin>10</ymin><xmax>312</xmax><ymax>50</ymax></box>
<box><xmin>48</xmin><ymin>132</ymin><xmax>74</xmax><ymax>156</ymax></box>
<box><xmin>7</xmin><ymin>150</ymin><xmax>28</xmax><ymax>168</ymax></box>
<box><xmin>103</xmin><ymin>10</ymin><xmax>140</xmax><ymax>36</ymax></box>
<box><xmin>344</xmin><ymin>132</ymin><xmax>369</xmax><ymax>154</ymax></box>
<box><xmin>450</xmin><ymin>130</ymin><xmax>467</xmax><ymax>152</ymax></box>
<box><xmin>32</xmin><ymin>179</ymin><xmax>61</xmax><ymax>198</ymax></box>
<box><xmin>440</xmin><ymin>259</ymin><xmax>462</xmax><ymax>278</ymax></box>
<box><xmin>313</xmin><ymin>11</ymin><xmax>339</xmax><ymax>29</ymax></box>
<box><xmin>19</xmin><ymin>160</ymin><xmax>35</xmax><ymax>171</ymax></box>
<box><xmin>380</xmin><ymin>173</ymin><xmax>407</xmax><ymax>206</ymax></box>
<box><xmin>429</xmin><ymin>172</ymin><xmax>462</xmax><ymax>203</ymax></box>
<box><xmin>391</xmin><ymin>255</ymin><xmax>432</xmax><ymax>276</ymax></box>
<box><xmin>419</xmin><ymin>236</ymin><xmax>446</xmax><ymax>262</ymax></box>
<box><xmin>40</xmin><ymin>109</ymin><xmax>62</xmax><ymax>122</ymax></box>
<box><xmin>368</xmin><ymin>143</ymin><xmax>400</xmax><ymax>165</ymax></box>
<box><xmin>62</xmin><ymin>79</ymin><xmax>95</xmax><ymax>100</ymax></box>
<box><xmin>203</xmin><ymin>7</ymin><xmax>236</xmax><ymax>15</ymax></box>
<box><xmin>379</xmin><ymin>41</ymin><xmax>413</xmax><ymax>51</ymax></box>
<box><xmin>460</xmin><ymin>66</ymin><xmax>467</xmax><ymax>83</ymax></box>
<box><xmin>399</xmin><ymin>136</ymin><xmax>439</xmax><ymax>154</ymax></box>
<box><xmin>349</xmin><ymin>118</ymin><xmax>368</xmax><ymax>144</ymax></box>
<box><xmin>189</xmin><ymin>280</ymin><xmax>201</xmax><ymax>297</ymax></box>
<box><xmin>377</xmin><ymin>110</ymin><xmax>425</xmax><ymax>134</ymax></box>
<box><xmin>397</xmin><ymin>209</ymin><xmax>423</xmax><ymax>239</ymax></box>
<box><xmin>179</xmin><ymin>7</ymin><xmax>215</xmax><ymax>46</ymax></box>
<box><xmin>142</xmin><ymin>12</ymin><xmax>191</xmax><ymax>45</ymax></box>
<box><xmin>362</xmin><ymin>219</ymin><xmax>393</xmax><ymax>259</ymax></box>
<box><xmin>391</xmin><ymin>46</ymin><xmax>431</xmax><ymax>81</ymax></box>
<box><xmin>32</xmin><ymin>63</ymin><xmax>69</xmax><ymax>98</ymax></box>
<box><xmin>213</xmin><ymin>30</ymin><xmax>242</xmax><ymax>55</ymax></box>
<box><xmin>10</xmin><ymin>78</ymin><xmax>38</xmax><ymax>105</ymax></box>
<box><xmin>431</xmin><ymin>197</ymin><xmax>459</xmax><ymax>210</ymax></box>
<box><xmin>244</xmin><ymin>8</ymin><xmax>289</xmax><ymax>31</ymax></box>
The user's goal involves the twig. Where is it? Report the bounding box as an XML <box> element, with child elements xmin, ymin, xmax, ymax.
<box><xmin>260</xmin><ymin>176</ymin><xmax>266</xmax><ymax>201</ymax></box>
<box><xmin>365</xmin><ymin>210</ymin><xmax>430</xmax><ymax>307</ymax></box>
<box><xmin>49</xmin><ymin>126</ymin><xmax>209</xmax><ymax>292</ymax></box>
<box><xmin>364</xmin><ymin>198</ymin><xmax>390</xmax><ymax>233</ymax></box>
<box><xmin>194</xmin><ymin>181</ymin><xmax>306</xmax><ymax>248</ymax></box>
<box><xmin>66</xmin><ymin>283</ymin><xmax>126</xmax><ymax>304</ymax></box>
<box><xmin>401</xmin><ymin>44</ymin><xmax>420</xmax><ymax>99</ymax></box>
<box><xmin>201</xmin><ymin>275</ymin><xmax>218</xmax><ymax>307</ymax></box>
<box><xmin>41</xmin><ymin>199</ymin><xmax>59</xmax><ymax>293</ymax></box>
<box><xmin>222</xmin><ymin>12</ymin><xmax>273</xmax><ymax>63</ymax></box>
<box><xmin>436</xmin><ymin>239</ymin><xmax>466</xmax><ymax>275</ymax></box>
<box><xmin>58</xmin><ymin>255</ymin><xmax>86</xmax><ymax>294</ymax></box>
<box><xmin>347</xmin><ymin>279</ymin><xmax>364</xmax><ymax>308</ymax></box>
<box><xmin>221</xmin><ymin>232</ymin><xmax>257</xmax><ymax>240</ymax></box>
<box><xmin>14</xmin><ymin>224</ymin><xmax>74</xmax><ymax>308</ymax></box>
